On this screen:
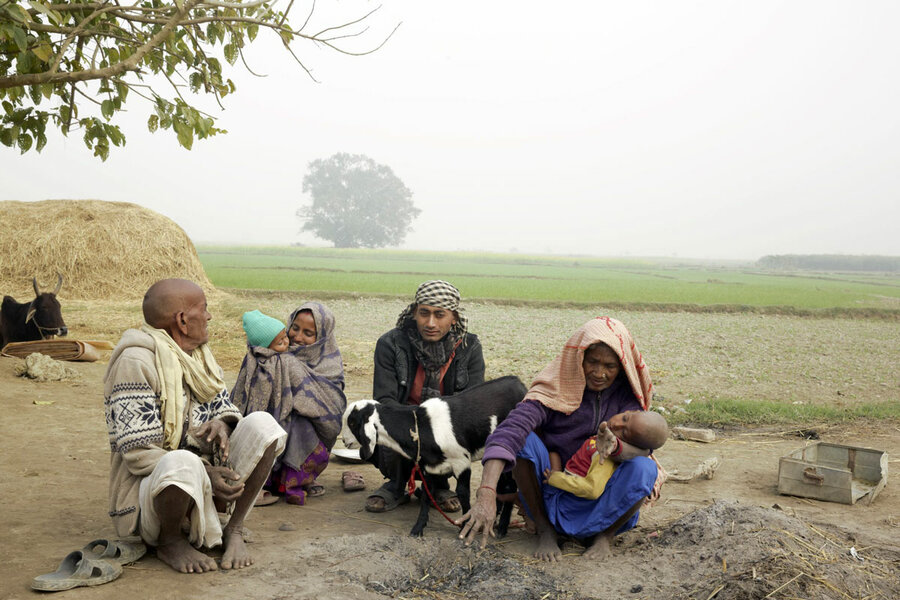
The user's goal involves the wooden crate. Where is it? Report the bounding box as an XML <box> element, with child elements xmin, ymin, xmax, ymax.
<box><xmin>777</xmin><ymin>442</ymin><xmax>888</xmax><ymax>505</ymax></box>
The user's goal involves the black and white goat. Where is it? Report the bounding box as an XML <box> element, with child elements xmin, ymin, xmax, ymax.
<box><xmin>342</xmin><ymin>375</ymin><xmax>527</xmax><ymax>537</ymax></box>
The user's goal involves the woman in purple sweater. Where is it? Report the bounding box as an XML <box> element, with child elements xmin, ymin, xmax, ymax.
<box><xmin>458</xmin><ymin>317</ymin><xmax>664</xmax><ymax>561</ymax></box>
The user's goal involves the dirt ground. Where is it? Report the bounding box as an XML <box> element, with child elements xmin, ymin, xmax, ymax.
<box><xmin>1</xmin><ymin>358</ymin><xmax>898</xmax><ymax>600</ymax></box>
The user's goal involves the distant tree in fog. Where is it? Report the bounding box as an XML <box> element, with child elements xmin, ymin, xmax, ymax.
<box><xmin>298</xmin><ymin>153</ymin><xmax>419</xmax><ymax>248</ymax></box>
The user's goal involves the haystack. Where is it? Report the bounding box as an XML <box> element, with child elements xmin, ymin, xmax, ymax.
<box><xmin>0</xmin><ymin>200</ymin><xmax>212</xmax><ymax>300</ymax></box>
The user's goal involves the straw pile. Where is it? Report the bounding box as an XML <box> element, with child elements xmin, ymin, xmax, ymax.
<box><xmin>0</xmin><ymin>200</ymin><xmax>211</xmax><ymax>300</ymax></box>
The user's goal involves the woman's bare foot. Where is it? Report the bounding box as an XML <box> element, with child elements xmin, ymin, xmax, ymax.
<box><xmin>221</xmin><ymin>528</ymin><xmax>253</xmax><ymax>570</ymax></box>
<box><xmin>582</xmin><ymin>532</ymin><xmax>612</xmax><ymax>560</ymax></box>
<box><xmin>156</xmin><ymin>537</ymin><xmax>218</xmax><ymax>573</ymax></box>
<box><xmin>533</xmin><ymin>529</ymin><xmax>562</xmax><ymax>562</ymax></box>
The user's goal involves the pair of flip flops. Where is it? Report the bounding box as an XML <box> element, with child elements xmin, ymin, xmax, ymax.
<box><xmin>31</xmin><ymin>539</ymin><xmax>146</xmax><ymax>592</ymax></box>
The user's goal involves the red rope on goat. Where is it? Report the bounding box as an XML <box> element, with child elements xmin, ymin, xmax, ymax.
<box><xmin>406</xmin><ymin>411</ymin><xmax>458</xmax><ymax>527</ymax></box>
<box><xmin>408</xmin><ymin>463</ymin><xmax>458</xmax><ymax>527</ymax></box>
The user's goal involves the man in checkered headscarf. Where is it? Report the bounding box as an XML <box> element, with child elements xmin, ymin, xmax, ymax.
<box><xmin>365</xmin><ymin>280</ymin><xmax>486</xmax><ymax>513</ymax></box>
<box><xmin>395</xmin><ymin>279</ymin><xmax>469</xmax><ymax>342</ymax></box>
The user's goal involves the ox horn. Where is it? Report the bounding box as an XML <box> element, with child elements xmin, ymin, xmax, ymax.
<box><xmin>33</xmin><ymin>277</ymin><xmax>41</xmax><ymax>295</ymax></box>
<box><xmin>53</xmin><ymin>272</ymin><xmax>63</xmax><ymax>295</ymax></box>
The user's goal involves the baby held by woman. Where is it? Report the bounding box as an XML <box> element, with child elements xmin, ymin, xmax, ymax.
<box><xmin>544</xmin><ymin>410</ymin><xmax>668</xmax><ymax>499</ymax></box>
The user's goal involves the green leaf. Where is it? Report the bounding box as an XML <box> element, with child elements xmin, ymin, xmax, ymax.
<box><xmin>223</xmin><ymin>43</ymin><xmax>237</xmax><ymax>65</ymax></box>
<box><xmin>173</xmin><ymin>120</ymin><xmax>193</xmax><ymax>150</ymax></box>
<box><xmin>29</xmin><ymin>1</ymin><xmax>53</xmax><ymax>18</ymax></box>
<box><xmin>196</xmin><ymin>116</ymin><xmax>211</xmax><ymax>137</ymax></box>
<box><xmin>9</xmin><ymin>4</ymin><xmax>32</xmax><ymax>23</ymax></box>
<box><xmin>107</xmin><ymin>125</ymin><xmax>124</xmax><ymax>146</ymax></box>
<box><xmin>247</xmin><ymin>24</ymin><xmax>258</xmax><ymax>42</ymax></box>
<box><xmin>147</xmin><ymin>114</ymin><xmax>158</xmax><ymax>133</ymax></box>
<box><xmin>12</xmin><ymin>26</ymin><xmax>27</xmax><ymax>52</ymax></box>
<box><xmin>17</xmin><ymin>132</ymin><xmax>33</xmax><ymax>153</ymax></box>
<box><xmin>2</xmin><ymin>101</ymin><xmax>12</xmax><ymax>116</ymax></box>
<box><xmin>95</xmin><ymin>141</ymin><xmax>109</xmax><ymax>161</ymax></box>
<box><xmin>35</xmin><ymin>131</ymin><xmax>47</xmax><ymax>151</ymax></box>
<box><xmin>0</xmin><ymin>128</ymin><xmax>13</xmax><ymax>147</ymax></box>
<box><xmin>115</xmin><ymin>81</ymin><xmax>129</xmax><ymax>102</ymax></box>
<box><xmin>16</xmin><ymin>52</ymin><xmax>36</xmax><ymax>74</ymax></box>
<box><xmin>101</xmin><ymin>99</ymin><xmax>114</xmax><ymax>120</ymax></box>
<box><xmin>32</xmin><ymin>43</ymin><xmax>53</xmax><ymax>63</ymax></box>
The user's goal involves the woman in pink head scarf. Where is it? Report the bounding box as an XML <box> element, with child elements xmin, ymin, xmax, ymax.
<box><xmin>458</xmin><ymin>317</ymin><xmax>665</xmax><ymax>562</ymax></box>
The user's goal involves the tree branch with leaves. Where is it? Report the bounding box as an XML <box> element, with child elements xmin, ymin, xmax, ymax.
<box><xmin>0</xmin><ymin>0</ymin><xmax>397</xmax><ymax>159</ymax></box>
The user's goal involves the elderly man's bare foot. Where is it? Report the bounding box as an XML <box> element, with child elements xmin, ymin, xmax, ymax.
<box><xmin>221</xmin><ymin>528</ymin><xmax>253</xmax><ymax>570</ymax></box>
<box><xmin>156</xmin><ymin>538</ymin><xmax>218</xmax><ymax>573</ymax></box>
<box><xmin>582</xmin><ymin>533</ymin><xmax>612</xmax><ymax>560</ymax></box>
<box><xmin>533</xmin><ymin>530</ymin><xmax>562</xmax><ymax>562</ymax></box>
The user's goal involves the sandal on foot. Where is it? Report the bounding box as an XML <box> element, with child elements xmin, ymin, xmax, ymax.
<box><xmin>435</xmin><ymin>490</ymin><xmax>462</xmax><ymax>513</ymax></box>
<box><xmin>82</xmin><ymin>539</ymin><xmax>146</xmax><ymax>565</ymax></box>
<box><xmin>306</xmin><ymin>483</ymin><xmax>325</xmax><ymax>498</ymax></box>
<box><xmin>32</xmin><ymin>550</ymin><xmax>122</xmax><ymax>591</ymax></box>
<box><xmin>341</xmin><ymin>471</ymin><xmax>366</xmax><ymax>492</ymax></box>
<box><xmin>254</xmin><ymin>490</ymin><xmax>279</xmax><ymax>507</ymax></box>
<box><xmin>364</xmin><ymin>493</ymin><xmax>409</xmax><ymax>513</ymax></box>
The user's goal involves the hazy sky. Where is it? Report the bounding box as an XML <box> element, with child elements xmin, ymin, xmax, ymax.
<box><xmin>3</xmin><ymin>1</ymin><xmax>899</xmax><ymax>260</ymax></box>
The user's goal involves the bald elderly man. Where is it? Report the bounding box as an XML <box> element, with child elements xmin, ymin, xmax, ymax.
<box><xmin>104</xmin><ymin>279</ymin><xmax>286</xmax><ymax>573</ymax></box>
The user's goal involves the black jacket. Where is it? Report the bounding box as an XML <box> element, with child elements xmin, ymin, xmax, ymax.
<box><xmin>372</xmin><ymin>328</ymin><xmax>485</xmax><ymax>406</ymax></box>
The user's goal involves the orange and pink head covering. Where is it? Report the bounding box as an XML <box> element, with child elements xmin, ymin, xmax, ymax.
<box><xmin>525</xmin><ymin>316</ymin><xmax>653</xmax><ymax>415</ymax></box>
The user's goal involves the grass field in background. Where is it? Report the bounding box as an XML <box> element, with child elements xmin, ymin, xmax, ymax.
<box><xmin>198</xmin><ymin>245</ymin><xmax>900</xmax><ymax>312</ymax></box>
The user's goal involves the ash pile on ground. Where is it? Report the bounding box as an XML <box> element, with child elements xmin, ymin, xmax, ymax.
<box><xmin>281</xmin><ymin>501</ymin><xmax>898</xmax><ymax>600</ymax></box>
<box><xmin>311</xmin><ymin>534</ymin><xmax>582</xmax><ymax>600</ymax></box>
<box><xmin>597</xmin><ymin>499</ymin><xmax>900</xmax><ymax>600</ymax></box>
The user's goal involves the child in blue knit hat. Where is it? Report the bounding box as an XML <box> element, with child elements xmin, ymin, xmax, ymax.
<box><xmin>242</xmin><ymin>310</ymin><xmax>289</xmax><ymax>352</ymax></box>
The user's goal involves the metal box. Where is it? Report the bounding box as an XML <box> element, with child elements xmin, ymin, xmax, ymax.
<box><xmin>777</xmin><ymin>442</ymin><xmax>888</xmax><ymax>505</ymax></box>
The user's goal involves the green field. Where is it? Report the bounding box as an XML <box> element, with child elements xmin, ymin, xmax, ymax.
<box><xmin>198</xmin><ymin>245</ymin><xmax>900</xmax><ymax>313</ymax></box>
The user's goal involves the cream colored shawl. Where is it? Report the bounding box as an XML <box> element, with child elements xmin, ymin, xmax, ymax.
<box><xmin>525</xmin><ymin>316</ymin><xmax>653</xmax><ymax>415</ymax></box>
<box><xmin>140</xmin><ymin>324</ymin><xmax>226</xmax><ymax>449</ymax></box>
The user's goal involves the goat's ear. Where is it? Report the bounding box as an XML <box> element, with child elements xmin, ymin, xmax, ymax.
<box><xmin>53</xmin><ymin>273</ymin><xmax>62</xmax><ymax>295</ymax></box>
<box><xmin>32</xmin><ymin>277</ymin><xmax>40</xmax><ymax>296</ymax></box>
<box><xmin>26</xmin><ymin>304</ymin><xmax>36</xmax><ymax>323</ymax></box>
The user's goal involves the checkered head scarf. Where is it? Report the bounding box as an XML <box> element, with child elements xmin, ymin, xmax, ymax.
<box><xmin>395</xmin><ymin>280</ymin><xmax>468</xmax><ymax>339</ymax></box>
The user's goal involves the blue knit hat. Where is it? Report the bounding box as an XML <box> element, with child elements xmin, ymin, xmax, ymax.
<box><xmin>242</xmin><ymin>310</ymin><xmax>286</xmax><ymax>348</ymax></box>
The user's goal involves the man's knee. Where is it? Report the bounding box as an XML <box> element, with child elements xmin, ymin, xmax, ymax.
<box><xmin>145</xmin><ymin>450</ymin><xmax>208</xmax><ymax>508</ymax></box>
<box><xmin>156</xmin><ymin>449</ymin><xmax>206</xmax><ymax>475</ymax></box>
<box><xmin>236</xmin><ymin>411</ymin><xmax>278</xmax><ymax>433</ymax></box>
